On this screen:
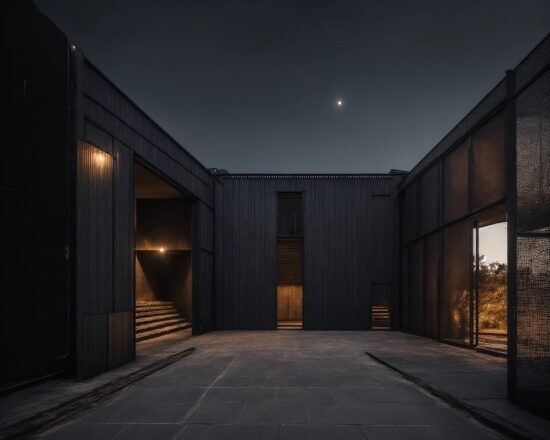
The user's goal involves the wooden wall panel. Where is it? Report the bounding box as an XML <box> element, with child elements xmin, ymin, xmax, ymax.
<box><xmin>81</xmin><ymin>67</ymin><xmax>213</xmax><ymax>206</ymax></box>
<box><xmin>113</xmin><ymin>141</ymin><xmax>134</xmax><ymax>312</ymax></box>
<box><xmin>277</xmin><ymin>239</ymin><xmax>304</xmax><ymax>283</ymax></box>
<box><xmin>76</xmin><ymin>141</ymin><xmax>114</xmax><ymax>378</ymax></box>
<box><xmin>198</xmin><ymin>251</ymin><xmax>214</xmax><ymax>333</ymax></box>
<box><xmin>108</xmin><ymin>312</ymin><xmax>134</xmax><ymax>369</ymax></box>
<box><xmin>72</xmin><ymin>53</ymin><xmax>217</xmax><ymax>378</ymax></box>
<box><xmin>303</xmin><ymin>179</ymin><xmax>370</xmax><ymax>330</ymax></box>
<box><xmin>214</xmin><ymin>178</ymin><xmax>225</xmax><ymax>329</ymax></box>
<box><xmin>199</xmin><ymin>201</ymin><xmax>214</xmax><ymax>253</ymax></box>
<box><xmin>277</xmin><ymin>285</ymin><xmax>303</xmax><ymax>321</ymax></box>
<box><xmin>218</xmin><ymin>179</ymin><xmax>278</xmax><ymax>329</ymax></box>
<box><xmin>79</xmin><ymin>314</ymin><xmax>108</xmax><ymax>379</ymax></box>
<box><xmin>76</xmin><ymin>141</ymin><xmax>114</xmax><ymax>315</ymax></box>
<box><xmin>216</xmin><ymin>176</ymin><xmax>397</xmax><ymax>330</ymax></box>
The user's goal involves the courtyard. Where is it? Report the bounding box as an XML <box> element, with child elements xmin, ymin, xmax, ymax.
<box><xmin>28</xmin><ymin>331</ymin><xmax>528</xmax><ymax>440</ymax></box>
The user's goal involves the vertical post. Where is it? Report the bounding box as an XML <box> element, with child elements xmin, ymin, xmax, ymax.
<box><xmin>468</xmin><ymin>138</ymin><xmax>474</xmax><ymax>348</ymax></box>
<box><xmin>505</xmin><ymin>69</ymin><xmax>517</xmax><ymax>401</ymax></box>
<box><xmin>68</xmin><ymin>44</ymin><xmax>83</xmax><ymax>377</ymax></box>
<box><xmin>475</xmin><ymin>223</ymin><xmax>480</xmax><ymax>347</ymax></box>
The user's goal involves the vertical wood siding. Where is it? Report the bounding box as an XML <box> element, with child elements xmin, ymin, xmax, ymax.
<box><xmin>74</xmin><ymin>56</ymin><xmax>215</xmax><ymax>377</ymax></box>
<box><xmin>215</xmin><ymin>177</ymin><xmax>397</xmax><ymax>330</ymax></box>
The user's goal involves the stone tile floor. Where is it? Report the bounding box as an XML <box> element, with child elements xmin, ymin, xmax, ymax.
<box><xmin>32</xmin><ymin>331</ymin><xmax>518</xmax><ymax>440</ymax></box>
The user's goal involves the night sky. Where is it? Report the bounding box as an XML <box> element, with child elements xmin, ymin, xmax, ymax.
<box><xmin>35</xmin><ymin>0</ymin><xmax>550</xmax><ymax>173</ymax></box>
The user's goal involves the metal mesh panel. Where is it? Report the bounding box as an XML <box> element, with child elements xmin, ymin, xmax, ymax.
<box><xmin>514</xmin><ymin>70</ymin><xmax>550</xmax><ymax>409</ymax></box>
<box><xmin>424</xmin><ymin>233</ymin><xmax>439</xmax><ymax>338</ymax></box>
<box><xmin>407</xmin><ymin>240</ymin><xmax>424</xmax><ymax>335</ymax></box>
<box><xmin>516</xmin><ymin>237</ymin><xmax>550</xmax><ymax>390</ymax></box>
<box><xmin>516</xmin><ymin>70</ymin><xmax>550</xmax><ymax>234</ymax></box>
<box><xmin>443</xmin><ymin>142</ymin><xmax>469</xmax><ymax>224</ymax></box>
<box><xmin>472</xmin><ymin>113</ymin><xmax>506</xmax><ymax>210</ymax></box>
<box><xmin>440</xmin><ymin>220</ymin><xmax>471</xmax><ymax>343</ymax></box>
<box><xmin>420</xmin><ymin>165</ymin><xmax>440</xmax><ymax>235</ymax></box>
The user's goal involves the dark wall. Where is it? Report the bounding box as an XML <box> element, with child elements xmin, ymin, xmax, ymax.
<box><xmin>215</xmin><ymin>176</ymin><xmax>397</xmax><ymax>330</ymax></box>
<box><xmin>72</xmin><ymin>41</ymin><xmax>215</xmax><ymax>377</ymax></box>
<box><xmin>0</xmin><ymin>1</ymin><xmax>70</xmax><ymax>387</ymax></box>
<box><xmin>76</xmin><ymin>139</ymin><xmax>134</xmax><ymax>378</ymax></box>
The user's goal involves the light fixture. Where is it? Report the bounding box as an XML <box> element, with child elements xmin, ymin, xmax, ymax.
<box><xmin>94</xmin><ymin>151</ymin><xmax>106</xmax><ymax>165</ymax></box>
<box><xmin>159</xmin><ymin>247</ymin><xmax>165</xmax><ymax>253</ymax></box>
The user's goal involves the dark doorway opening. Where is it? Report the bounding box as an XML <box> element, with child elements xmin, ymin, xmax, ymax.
<box><xmin>473</xmin><ymin>210</ymin><xmax>507</xmax><ymax>355</ymax></box>
<box><xmin>277</xmin><ymin>193</ymin><xmax>304</xmax><ymax>329</ymax></box>
<box><xmin>134</xmin><ymin>163</ymin><xmax>193</xmax><ymax>342</ymax></box>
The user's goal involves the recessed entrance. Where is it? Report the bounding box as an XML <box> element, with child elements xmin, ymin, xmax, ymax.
<box><xmin>473</xmin><ymin>212</ymin><xmax>507</xmax><ymax>355</ymax></box>
<box><xmin>134</xmin><ymin>163</ymin><xmax>193</xmax><ymax>342</ymax></box>
<box><xmin>276</xmin><ymin>193</ymin><xmax>304</xmax><ymax>329</ymax></box>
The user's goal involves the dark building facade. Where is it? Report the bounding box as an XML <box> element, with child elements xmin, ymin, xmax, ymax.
<box><xmin>1</xmin><ymin>2</ymin><xmax>548</xmax><ymax>414</ymax></box>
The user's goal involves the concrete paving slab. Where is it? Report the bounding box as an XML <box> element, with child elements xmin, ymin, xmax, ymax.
<box><xmin>6</xmin><ymin>331</ymin><xmax>545</xmax><ymax>439</ymax></box>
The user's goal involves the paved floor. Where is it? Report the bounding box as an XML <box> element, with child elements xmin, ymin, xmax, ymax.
<box><xmin>35</xmin><ymin>331</ymin><xmax>507</xmax><ymax>440</ymax></box>
<box><xmin>0</xmin><ymin>328</ymin><xmax>193</xmax><ymax>430</ymax></box>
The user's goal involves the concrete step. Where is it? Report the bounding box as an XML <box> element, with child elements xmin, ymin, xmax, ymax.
<box><xmin>136</xmin><ymin>308</ymin><xmax>179</xmax><ymax>318</ymax></box>
<box><xmin>372</xmin><ymin>306</ymin><xmax>391</xmax><ymax>329</ymax></box>
<box><xmin>135</xmin><ymin>300</ymin><xmax>191</xmax><ymax>342</ymax></box>
<box><xmin>136</xmin><ymin>318</ymin><xmax>188</xmax><ymax>333</ymax></box>
<box><xmin>136</xmin><ymin>304</ymin><xmax>175</xmax><ymax>312</ymax></box>
<box><xmin>136</xmin><ymin>322</ymin><xmax>192</xmax><ymax>342</ymax></box>
<box><xmin>136</xmin><ymin>300</ymin><xmax>173</xmax><ymax>306</ymax></box>
<box><xmin>136</xmin><ymin>312</ymin><xmax>180</xmax><ymax>325</ymax></box>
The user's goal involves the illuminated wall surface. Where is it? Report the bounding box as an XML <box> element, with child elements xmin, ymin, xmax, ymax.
<box><xmin>399</xmin><ymin>111</ymin><xmax>507</xmax><ymax>344</ymax></box>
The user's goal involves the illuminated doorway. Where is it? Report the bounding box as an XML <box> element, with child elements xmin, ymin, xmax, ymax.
<box><xmin>134</xmin><ymin>163</ymin><xmax>193</xmax><ymax>342</ymax></box>
<box><xmin>473</xmin><ymin>212</ymin><xmax>507</xmax><ymax>355</ymax></box>
<box><xmin>277</xmin><ymin>193</ymin><xmax>304</xmax><ymax>329</ymax></box>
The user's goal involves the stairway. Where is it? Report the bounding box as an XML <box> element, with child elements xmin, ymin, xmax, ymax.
<box><xmin>136</xmin><ymin>300</ymin><xmax>191</xmax><ymax>342</ymax></box>
<box><xmin>372</xmin><ymin>306</ymin><xmax>391</xmax><ymax>329</ymax></box>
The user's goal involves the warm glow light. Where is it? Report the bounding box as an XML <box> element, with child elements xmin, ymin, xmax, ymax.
<box><xmin>94</xmin><ymin>151</ymin><xmax>106</xmax><ymax>165</ymax></box>
<box><xmin>159</xmin><ymin>247</ymin><xmax>165</xmax><ymax>253</ymax></box>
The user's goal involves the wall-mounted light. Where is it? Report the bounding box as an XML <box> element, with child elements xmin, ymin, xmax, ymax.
<box><xmin>94</xmin><ymin>151</ymin><xmax>107</xmax><ymax>166</ymax></box>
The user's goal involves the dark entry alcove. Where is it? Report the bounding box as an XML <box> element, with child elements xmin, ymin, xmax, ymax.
<box><xmin>134</xmin><ymin>164</ymin><xmax>194</xmax><ymax>339</ymax></box>
<box><xmin>136</xmin><ymin>251</ymin><xmax>192</xmax><ymax>321</ymax></box>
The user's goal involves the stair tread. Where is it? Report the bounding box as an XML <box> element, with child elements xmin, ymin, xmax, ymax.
<box><xmin>136</xmin><ymin>304</ymin><xmax>175</xmax><ymax>310</ymax></box>
<box><xmin>136</xmin><ymin>322</ymin><xmax>192</xmax><ymax>342</ymax></box>
<box><xmin>136</xmin><ymin>313</ymin><xmax>180</xmax><ymax>324</ymax></box>
<box><xmin>137</xmin><ymin>300</ymin><xmax>173</xmax><ymax>305</ymax></box>
<box><xmin>136</xmin><ymin>318</ymin><xmax>188</xmax><ymax>332</ymax></box>
<box><xmin>137</xmin><ymin>308</ymin><xmax>177</xmax><ymax>316</ymax></box>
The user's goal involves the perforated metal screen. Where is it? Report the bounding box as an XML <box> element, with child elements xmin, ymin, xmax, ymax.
<box><xmin>440</xmin><ymin>220</ymin><xmax>471</xmax><ymax>344</ymax></box>
<box><xmin>421</xmin><ymin>165</ymin><xmax>440</xmax><ymax>235</ymax></box>
<box><xmin>424</xmin><ymin>233</ymin><xmax>439</xmax><ymax>338</ymax></box>
<box><xmin>443</xmin><ymin>142</ymin><xmax>469</xmax><ymax>223</ymax></box>
<box><xmin>514</xmin><ymin>70</ymin><xmax>550</xmax><ymax>410</ymax></box>
<box><xmin>472</xmin><ymin>113</ymin><xmax>506</xmax><ymax>210</ymax></box>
